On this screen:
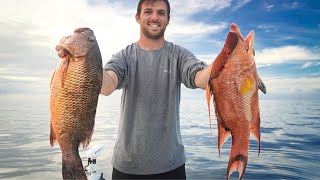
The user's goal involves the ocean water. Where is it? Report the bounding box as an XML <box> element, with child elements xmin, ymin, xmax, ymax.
<box><xmin>0</xmin><ymin>89</ymin><xmax>319</xmax><ymax>180</ymax></box>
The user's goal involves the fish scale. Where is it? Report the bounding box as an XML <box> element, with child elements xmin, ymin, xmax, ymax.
<box><xmin>50</xmin><ymin>28</ymin><xmax>102</xmax><ymax>180</ymax></box>
<box><xmin>206</xmin><ymin>23</ymin><xmax>261</xmax><ymax>180</ymax></box>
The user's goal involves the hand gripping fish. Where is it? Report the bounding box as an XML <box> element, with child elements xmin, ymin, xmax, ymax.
<box><xmin>206</xmin><ymin>23</ymin><xmax>265</xmax><ymax>180</ymax></box>
<box><xmin>50</xmin><ymin>28</ymin><xmax>103</xmax><ymax>180</ymax></box>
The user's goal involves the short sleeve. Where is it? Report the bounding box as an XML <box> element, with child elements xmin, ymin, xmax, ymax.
<box><xmin>104</xmin><ymin>50</ymin><xmax>128</xmax><ymax>89</ymax></box>
<box><xmin>178</xmin><ymin>46</ymin><xmax>207</xmax><ymax>88</ymax></box>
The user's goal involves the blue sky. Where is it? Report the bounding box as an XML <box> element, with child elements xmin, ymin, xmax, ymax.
<box><xmin>0</xmin><ymin>0</ymin><xmax>319</xmax><ymax>100</ymax></box>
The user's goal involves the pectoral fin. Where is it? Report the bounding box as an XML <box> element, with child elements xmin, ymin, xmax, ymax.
<box><xmin>217</xmin><ymin>121</ymin><xmax>231</xmax><ymax>157</ymax></box>
<box><xmin>50</xmin><ymin>70</ymin><xmax>56</xmax><ymax>87</ymax></box>
<box><xmin>54</xmin><ymin>58</ymin><xmax>70</xmax><ymax>88</ymax></box>
<box><xmin>214</xmin><ymin>104</ymin><xmax>231</xmax><ymax>157</ymax></box>
<box><xmin>206</xmin><ymin>83</ymin><xmax>213</xmax><ymax>136</ymax></box>
<box><xmin>251</xmin><ymin>115</ymin><xmax>261</xmax><ymax>155</ymax></box>
<box><xmin>258</xmin><ymin>75</ymin><xmax>267</xmax><ymax>94</ymax></box>
<box><xmin>50</xmin><ymin>122</ymin><xmax>57</xmax><ymax>147</ymax></box>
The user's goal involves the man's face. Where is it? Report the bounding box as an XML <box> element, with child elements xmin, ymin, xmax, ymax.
<box><xmin>136</xmin><ymin>1</ymin><xmax>170</xmax><ymax>40</ymax></box>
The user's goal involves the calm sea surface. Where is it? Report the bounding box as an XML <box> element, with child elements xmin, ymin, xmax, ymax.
<box><xmin>0</xmin><ymin>89</ymin><xmax>319</xmax><ymax>180</ymax></box>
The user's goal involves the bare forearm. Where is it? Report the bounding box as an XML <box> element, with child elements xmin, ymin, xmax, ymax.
<box><xmin>195</xmin><ymin>63</ymin><xmax>212</xmax><ymax>90</ymax></box>
<box><xmin>100</xmin><ymin>70</ymin><xmax>118</xmax><ymax>96</ymax></box>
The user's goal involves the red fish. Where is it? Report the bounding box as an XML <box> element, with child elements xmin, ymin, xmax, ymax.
<box><xmin>206</xmin><ymin>23</ymin><xmax>262</xmax><ymax>180</ymax></box>
<box><xmin>50</xmin><ymin>28</ymin><xmax>103</xmax><ymax>180</ymax></box>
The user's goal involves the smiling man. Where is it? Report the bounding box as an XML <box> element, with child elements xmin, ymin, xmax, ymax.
<box><xmin>99</xmin><ymin>0</ymin><xmax>213</xmax><ymax>179</ymax></box>
<box><xmin>137</xmin><ymin>0</ymin><xmax>169</xmax><ymax>41</ymax></box>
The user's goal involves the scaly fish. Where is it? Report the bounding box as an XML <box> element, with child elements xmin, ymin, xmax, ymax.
<box><xmin>206</xmin><ymin>23</ymin><xmax>263</xmax><ymax>180</ymax></box>
<box><xmin>50</xmin><ymin>28</ymin><xmax>103</xmax><ymax>180</ymax></box>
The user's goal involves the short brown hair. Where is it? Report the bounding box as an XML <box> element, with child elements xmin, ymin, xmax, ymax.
<box><xmin>137</xmin><ymin>0</ymin><xmax>170</xmax><ymax>17</ymax></box>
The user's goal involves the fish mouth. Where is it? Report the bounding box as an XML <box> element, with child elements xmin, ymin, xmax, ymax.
<box><xmin>56</xmin><ymin>30</ymin><xmax>95</xmax><ymax>58</ymax></box>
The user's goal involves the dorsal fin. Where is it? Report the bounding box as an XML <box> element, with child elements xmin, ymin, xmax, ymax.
<box><xmin>245</xmin><ymin>30</ymin><xmax>255</xmax><ymax>56</ymax></box>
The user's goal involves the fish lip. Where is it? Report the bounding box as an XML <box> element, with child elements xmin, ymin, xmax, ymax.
<box><xmin>55</xmin><ymin>44</ymin><xmax>73</xmax><ymax>58</ymax></box>
<box><xmin>57</xmin><ymin>43</ymin><xmax>91</xmax><ymax>59</ymax></box>
<box><xmin>56</xmin><ymin>29</ymin><xmax>95</xmax><ymax>58</ymax></box>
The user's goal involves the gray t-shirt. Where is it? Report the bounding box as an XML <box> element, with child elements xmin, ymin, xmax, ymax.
<box><xmin>104</xmin><ymin>41</ymin><xmax>207</xmax><ymax>175</ymax></box>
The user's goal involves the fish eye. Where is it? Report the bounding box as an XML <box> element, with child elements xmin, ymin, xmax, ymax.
<box><xmin>88</xmin><ymin>37</ymin><xmax>95</xmax><ymax>43</ymax></box>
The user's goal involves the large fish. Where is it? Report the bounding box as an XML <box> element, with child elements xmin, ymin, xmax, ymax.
<box><xmin>206</xmin><ymin>23</ymin><xmax>264</xmax><ymax>180</ymax></box>
<box><xmin>50</xmin><ymin>28</ymin><xmax>103</xmax><ymax>180</ymax></box>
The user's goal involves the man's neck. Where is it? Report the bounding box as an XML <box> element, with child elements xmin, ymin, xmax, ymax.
<box><xmin>137</xmin><ymin>36</ymin><xmax>165</xmax><ymax>51</ymax></box>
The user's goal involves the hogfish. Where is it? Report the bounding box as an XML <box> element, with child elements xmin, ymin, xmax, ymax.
<box><xmin>50</xmin><ymin>28</ymin><xmax>103</xmax><ymax>180</ymax></box>
<box><xmin>206</xmin><ymin>23</ymin><xmax>264</xmax><ymax>180</ymax></box>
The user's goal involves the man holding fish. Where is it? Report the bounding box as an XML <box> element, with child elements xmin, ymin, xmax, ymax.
<box><xmin>55</xmin><ymin>0</ymin><xmax>266</xmax><ymax>179</ymax></box>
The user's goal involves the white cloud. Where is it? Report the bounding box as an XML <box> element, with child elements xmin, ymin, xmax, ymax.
<box><xmin>264</xmin><ymin>4</ymin><xmax>275</xmax><ymax>11</ymax></box>
<box><xmin>266</xmin><ymin>77</ymin><xmax>319</xmax><ymax>93</ymax></box>
<box><xmin>255</xmin><ymin>46</ymin><xmax>320</xmax><ymax>64</ymax></box>
<box><xmin>0</xmin><ymin>0</ymin><xmax>316</xmax><ymax>97</ymax></box>
<box><xmin>199</xmin><ymin>44</ymin><xmax>320</xmax><ymax>66</ymax></box>
<box><xmin>257</xmin><ymin>63</ymin><xmax>273</xmax><ymax>69</ymax></box>
<box><xmin>1</xmin><ymin>75</ymin><xmax>42</xmax><ymax>82</ymax></box>
<box><xmin>197</xmin><ymin>54</ymin><xmax>218</xmax><ymax>64</ymax></box>
<box><xmin>300</xmin><ymin>61</ymin><xmax>314</xmax><ymax>69</ymax></box>
<box><xmin>170</xmin><ymin>0</ymin><xmax>232</xmax><ymax>15</ymax></box>
<box><xmin>262</xmin><ymin>77</ymin><xmax>320</xmax><ymax>100</ymax></box>
<box><xmin>0</xmin><ymin>0</ymin><xmax>230</xmax><ymax>64</ymax></box>
<box><xmin>0</xmin><ymin>0</ymin><xmax>232</xmax><ymax>94</ymax></box>
<box><xmin>167</xmin><ymin>22</ymin><xmax>227</xmax><ymax>46</ymax></box>
<box><xmin>231</xmin><ymin>0</ymin><xmax>252</xmax><ymax>11</ymax></box>
<box><xmin>0</xmin><ymin>0</ymin><xmax>139</xmax><ymax>94</ymax></box>
<box><xmin>0</xmin><ymin>0</ymin><xmax>140</xmax><ymax>63</ymax></box>
<box><xmin>283</xmin><ymin>2</ymin><xmax>300</xmax><ymax>10</ymax></box>
<box><xmin>169</xmin><ymin>22</ymin><xmax>226</xmax><ymax>36</ymax></box>
<box><xmin>166</xmin><ymin>1</ymin><xmax>231</xmax><ymax>49</ymax></box>
<box><xmin>257</xmin><ymin>24</ymin><xmax>277</xmax><ymax>33</ymax></box>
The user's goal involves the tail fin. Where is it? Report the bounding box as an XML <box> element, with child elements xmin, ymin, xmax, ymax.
<box><xmin>226</xmin><ymin>135</ymin><xmax>250</xmax><ymax>180</ymax></box>
<box><xmin>61</xmin><ymin>149</ymin><xmax>87</xmax><ymax>180</ymax></box>
<box><xmin>227</xmin><ymin>154</ymin><xmax>248</xmax><ymax>180</ymax></box>
<box><xmin>49</xmin><ymin>122</ymin><xmax>57</xmax><ymax>147</ymax></box>
<box><xmin>251</xmin><ymin>116</ymin><xmax>261</xmax><ymax>156</ymax></box>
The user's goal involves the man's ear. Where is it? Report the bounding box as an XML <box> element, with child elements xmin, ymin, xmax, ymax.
<box><xmin>135</xmin><ymin>14</ymin><xmax>140</xmax><ymax>23</ymax></box>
